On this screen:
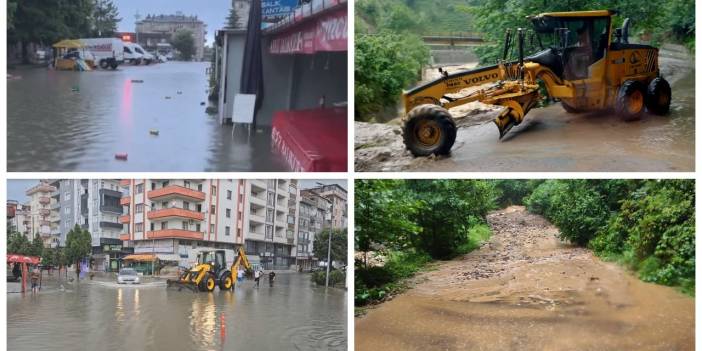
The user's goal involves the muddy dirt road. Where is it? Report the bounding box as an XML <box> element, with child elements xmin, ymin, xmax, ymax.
<box><xmin>355</xmin><ymin>206</ymin><xmax>694</xmax><ymax>351</ymax></box>
<box><xmin>355</xmin><ymin>44</ymin><xmax>694</xmax><ymax>172</ymax></box>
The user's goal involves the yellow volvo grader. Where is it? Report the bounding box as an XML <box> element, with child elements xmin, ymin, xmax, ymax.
<box><xmin>402</xmin><ymin>10</ymin><xmax>672</xmax><ymax>156</ymax></box>
<box><xmin>167</xmin><ymin>247</ymin><xmax>252</xmax><ymax>292</ymax></box>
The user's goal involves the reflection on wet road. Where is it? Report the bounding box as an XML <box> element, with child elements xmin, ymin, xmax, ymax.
<box><xmin>8</xmin><ymin>273</ymin><xmax>346</xmax><ymax>351</ymax></box>
<box><xmin>8</xmin><ymin>62</ymin><xmax>287</xmax><ymax>171</ymax></box>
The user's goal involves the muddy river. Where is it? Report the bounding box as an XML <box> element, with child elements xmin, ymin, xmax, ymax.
<box><xmin>7</xmin><ymin>62</ymin><xmax>287</xmax><ymax>172</ymax></box>
<box><xmin>8</xmin><ymin>273</ymin><xmax>346</xmax><ymax>351</ymax></box>
<box><xmin>355</xmin><ymin>44</ymin><xmax>694</xmax><ymax>172</ymax></box>
<box><xmin>355</xmin><ymin>206</ymin><xmax>694</xmax><ymax>350</ymax></box>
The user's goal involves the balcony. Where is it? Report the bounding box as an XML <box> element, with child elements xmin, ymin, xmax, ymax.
<box><xmin>39</xmin><ymin>196</ymin><xmax>50</xmax><ymax>204</ymax></box>
<box><xmin>119</xmin><ymin>215</ymin><xmax>130</xmax><ymax>224</ymax></box>
<box><xmin>147</xmin><ymin>208</ymin><xmax>204</xmax><ymax>221</ymax></box>
<box><xmin>148</xmin><ymin>185</ymin><xmax>205</xmax><ymax>201</ymax></box>
<box><xmin>38</xmin><ymin>208</ymin><xmax>50</xmax><ymax>216</ymax></box>
<box><xmin>120</xmin><ymin>196</ymin><xmax>131</xmax><ymax>205</ymax></box>
<box><xmin>119</xmin><ymin>233</ymin><xmax>130</xmax><ymax>241</ymax></box>
<box><xmin>119</xmin><ymin>180</ymin><xmax>131</xmax><ymax>186</ymax></box>
<box><xmin>100</xmin><ymin>221</ymin><xmax>123</xmax><ymax>230</ymax></box>
<box><xmin>146</xmin><ymin>229</ymin><xmax>204</xmax><ymax>240</ymax></box>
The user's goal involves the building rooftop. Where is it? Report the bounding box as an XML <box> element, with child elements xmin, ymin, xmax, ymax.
<box><xmin>138</xmin><ymin>13</ymin><xmax>204</xmax><ymax>24</ymax></box>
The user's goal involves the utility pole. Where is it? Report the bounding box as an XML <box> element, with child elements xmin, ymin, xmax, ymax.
<box><xmin>316</xmin><ymin>183</ymin><xmax>333</xmax><ymax>288</ymax></box>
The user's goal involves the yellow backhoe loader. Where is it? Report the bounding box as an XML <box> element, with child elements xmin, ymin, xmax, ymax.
<box><xmin>167</xmin><ymin>247</ymin><xmax>252</xmax><ymax>292</ymax></box>
<box><xmin>402</xmin><ymin>10</ymin><xmax>671</xmax><ymax>156</ymax></box>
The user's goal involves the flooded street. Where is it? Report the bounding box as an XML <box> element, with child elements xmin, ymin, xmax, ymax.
<box><xmin>8</xmin><ymin>273</ymin><xmax>346</xmax><ymax>351</ymax></box>
<box><xmin>355</xmin><ymin>45</ymin><xmax>694</xmax><ymax>172</ymax></box>
<box><xmin>8</xmin><ymin>62</ymin><xmax>287</xmax><ymax>171</ymax></box>
<box><xmin>355</xmin><ymin>206</ymin><xmax>694</xmax><ymax>350</ymax></box>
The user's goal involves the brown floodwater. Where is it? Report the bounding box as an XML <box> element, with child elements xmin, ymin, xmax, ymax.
<box><xmin>355</xmin><ymin>206</ymin><xmax>694</xmax><ymax>351</ymax></box>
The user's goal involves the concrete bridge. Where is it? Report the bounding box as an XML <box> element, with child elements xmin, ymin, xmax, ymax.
<box><xmin>422</xmin><ymin>33</ymin><xmax>484</xmax><ymax>47</ymax></box>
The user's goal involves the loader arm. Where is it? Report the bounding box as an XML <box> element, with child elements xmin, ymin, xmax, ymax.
<box><xmin>231</xmin><ymin>247</ymin><xmax>252</xmax><ymax>276</ymax></box>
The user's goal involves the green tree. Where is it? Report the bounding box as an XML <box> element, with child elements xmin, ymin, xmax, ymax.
<box><xmin>313</xmin><ymin>228</ymin><xmax>348</xmax><ymax>265</ymax></box>
<box><xmin>172</xmin><ymin>30</ymin><xmax>195</xmax><ymax>61</ymax></box>
<box><xmin>7</xmin><ymin>232</ymin><xmax>31</xmax><ymax>255</ymax></box>
<box><xmin>65</xmin><ymin>225</ymin><xmax>92</xmax><ymax>280</ymax></box>
<box><xmin>28</xmin><ymin>234</ymin><xmax>45</xmax><ymax>257</ymax></box>
<box><xmin>91</xmin><ymin>0</ymin><xmax>121</xmax><ymax>37</ymax></box>
<box><xmin>7</xmin><ymin>0</ymin><xmax>17</xmax><ymax>30</ymax></box>
<box><xmin>225</xmin><ymin>6</ymin><xmax>240</xmax><ymax>29</ymax></box>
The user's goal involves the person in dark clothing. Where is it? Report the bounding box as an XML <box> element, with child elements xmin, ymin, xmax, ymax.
<box><xmin>268</xmin><ymin>271</ymin><xmax>276</xmax><ymax>286</ymax></box>
<box><xmin>12</xmin><ymin>263</ymin><xmax>20</xmax><ymax>281</ymax></box>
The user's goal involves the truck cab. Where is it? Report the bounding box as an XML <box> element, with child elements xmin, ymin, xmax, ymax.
<box><xmin>123</xmin><ymin>43</ymin><xmax>144</xmax><ymax>65</ymax></box>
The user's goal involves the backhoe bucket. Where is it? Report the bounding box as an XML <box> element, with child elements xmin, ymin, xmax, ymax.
<box><xmin>166</xmin><ymin>278</ymin><xmax>199</xmax><ymax>292</ymax></box>
<box><xmin>494</xmin><ymin>110</ymin><xmax>516</xmax><ymax>139</ymax></box>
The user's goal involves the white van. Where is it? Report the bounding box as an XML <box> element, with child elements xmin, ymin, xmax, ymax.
<box><xmin>79</xmin><ymin>38</ymin><xmax>124</xmax><ymax>69</ymax></box>
<box><xmin>123</xmin><ymin>43</ymin><xmax>144</xmax><ymax>65</ymax></box>
<box><xmin>130</xmin><ymin>43</ymin><xmax>155</xmax><ymax>65</ymax></box>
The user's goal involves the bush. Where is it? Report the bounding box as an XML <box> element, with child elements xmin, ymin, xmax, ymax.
<box><xmin>311</xmin><ymin>269</ymin><xmax>345</xmax><ymax>287</ymax></box>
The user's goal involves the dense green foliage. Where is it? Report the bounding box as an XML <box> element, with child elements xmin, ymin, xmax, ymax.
<box><xmin>355</xmin><ymin>180</ymin><xmax>497</xmax><ymax>306</ymax></box>
<box><xmin>468</xmin><ymin>0</ymin><xmax>695</xmax><ymax>64</ymax></box>
<box><xmin>172</xmin><ymin>30</ymin><xmax>196</xmax><ymax>61</ymax></box>
<box><xmin>312</xmin><ymin>229</ymin><xmax>348</xmax><ymax>265</ymax></box>
<box><xmin>525</xmin><ymin>180</ymin><xmax>695</xmax><ymax>294</ymax></box>
<box><xmin>312</xmin><ymin>269</ymin><xmax>346</xmax><ymax>287</ymax></box>
<box><xmin>65</xmin><ymin>224</ymin><xmax>93</xmax><ymax>277</ymax></box>
<box><xmin>492</xmin><ymin>179</ymin><xmax>543</xmax><ymax>207</ymax></box>
<box><xmin>8</xmin><ymin>0</ymin><xmax>122</xmax><ymax>63</ymax></box>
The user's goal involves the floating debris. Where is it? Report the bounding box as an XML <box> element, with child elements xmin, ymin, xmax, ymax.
<box><xmin>177</xmin><ymin>91</ymin><xmax>183</xmax><ymax>94</ymax></box>
<box><xmin>115</xmin><ymin>153</ymin><xmax>128</xmax><ymax>160</ymax></box>
<box><xmin>165</xmin><ymin>96</ymin><xmax>172</xmax><ymax>99</ymax></box>
<box><xmin>149</xmin><ymin>129</ymin><xmax>160</xmax><ymax>136</ymax></box>
<box><xmin>131</xmin><ymin>79</ymin><xmax>144</xmax><ymax>83</ymax></box>
<box><xmin>71</xmin><ymin>86</ymin><xmax>80</xmax><ymax>92</ymax></box>
<box><xmin>200</xmin><ymin>102</ymin><xmax>206</xmax><ymax>106</ymax></box>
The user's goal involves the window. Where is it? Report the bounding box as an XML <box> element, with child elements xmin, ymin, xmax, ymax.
<box><xmin>227</xmin><ymin>190</ymin><xmax>232</xmax><ymax>200</ymax></box>
<box><xmin>161</xmin><ymin>181</ymin><xmax>169</xmax><ymax>187</ymax></box>
<box><xmin>265</xmin><ymin>225</ymin><xmax>273</xmax><ymax>239</ymax></box>
<box><xmin>64</xmin><ymin>207</ymin><xmax>70</xmax><ymax>214</ymax></box>
<box><xmin>210</xmin><ymin>224</ymin><xmax>215</xmax><ymax>233</ymax></box>
<box><xmin>184</xmin><ymin>180</ymin><xmax>190</xmax><ymax>188</ymax></box>
<box><xmin>150</xmin><ymin>223</ymin><xmax>155</xmax><ymax>231</ymax></box>
<box><xmin>266</xmin><ymin>209</ymin><xmax>274</xmax><ymax>222</ymax></box>
<box><xmin>197</xmin><ymin>184</ymin><xmax>203</xmax><ymax>191</ymax></box>
<box><xmin>183</xmin><ymin>201</ymin><xmax>190</xmax><ymax>210</ymax></box>
<box><xmin>136</xmin><ymin>184</ymin><xmax>144</xmax><ymax>194</ymax></box>
<box><xmin>151</xmin><ymin>182</ymin><xmax>156</xmax><ymax>190</ymax></box>
<box><xmin>135</xmin><ymin>223</ymin><xmax>143</xmax><ymax>232</ymax></box>
<box><xmin>161</xmin><ymin>222</ymin><xmax>168</xmax><ymax>230</ymax></box>
<box><xmin>237</xmin><ymin>228</ymin><xmax>242</xmax><ymax>238</ymax></box>
<box><xmin>225</xmin><ymin>226</ymin><xmax>231</xmax><ymax>236</ymax></box>
<box><xmin>197</xmin><ymin>204</ymin><xmax>202</xmax><ymax>212</ymax></box>
<box><xmin>136</xmin><ymin>204</ymin><xmax>143</xmax><ymax>213</ymax></box>
<box><xmin>211</xmin><ymin>185</ymin><xmax>217</xmax><ymax>194</ymax></box>
<box><xmin>161</xmin><ymin>201</ymin><xmax>168</xmax><ymax>208</ymax></box>
<box><xmin>210</xmin><ymin>205</ymin><xmax>216</xmax><ymax>214</ymax></box>
<box><xmin>226</xmin><ymin>208</ymin><xmax>231</xmax><ymax>218</ymax></box>
<box><xmin>196</xmin><ymin>224</ymin><xmax>201</xmax><ymax>232</ymax></box>
<box><xmin>182</xmin><ymin>221</ymin><xmax>189</xmax><ymax>230</ymax></box>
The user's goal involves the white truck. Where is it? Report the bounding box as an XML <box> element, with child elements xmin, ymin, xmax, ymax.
<box><xmin>129</xmin><ymin>43</ymin><xmax>156</xmax><ymax>65</ymax></box>
<box><xmin>123</xmin><ymin>42</ymin><xmax>144</xmax><ymax>65</ymax></box>
<box><xmin>79</xmin><ymin>38</ymin><xmax>124</xmax><ymax>69</ymax></box>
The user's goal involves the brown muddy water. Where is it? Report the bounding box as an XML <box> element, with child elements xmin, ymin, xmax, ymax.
<box><xmin>8</xmin><ymin>273</ymin><xmax>346</xmax><ymax>351</ymax></box>
<box><xmin>355</xmin><ymin>206</ymin><xmax>694</xmax><ymax>351</ymax></box>
<box><xmin>355</xmin><ymin>45</ymin><xmax>694</xmax><ymax>172</ymax></box>
<box><xmin>7</xmin><ymin>62</ymin><xmax>287</xmax><ymax>171</ymax></box>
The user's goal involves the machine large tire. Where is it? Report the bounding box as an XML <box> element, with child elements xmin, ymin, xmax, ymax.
<box><xmin>219</xmin><ymin>271</ymin><xmax>233</xmax><ymax>290</ymax></box>
<box><xmin>199</xmin><ymin>274</ymin><xmax>216</xmax><ymax>292</ymax></box>
<box><xmin>561</xmin><ymin>101</ymin><xmax>581</xmax><ymax>113</ymax></box>
<box><xmin>110</xmin><ymin>63</ymin><xmax>118</xmax><ymax>70</ymax></box>
<box><xmin>645</xmin><ymin>77</ymin><xmax>671</xmax><ymax>115</ymax></box>
<box><xmin>615</xmin><ymin>80</ymin><xmax>646</xmax><ymax>121</ymax></box>
<box><xmin>402</xmin><ymin>104</ymin><xmax>457</xmax><ymax>157</ymax></box>
<box><xmin>99</xmin><ymin>59</ymin><xmax>109</xmax><ymax>69</ymax></box>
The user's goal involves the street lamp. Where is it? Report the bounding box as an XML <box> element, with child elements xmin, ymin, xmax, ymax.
<box><xmin>315</xmin><ymin>183</ymin><xmax>333</xmax><ymax>288</ymax></box>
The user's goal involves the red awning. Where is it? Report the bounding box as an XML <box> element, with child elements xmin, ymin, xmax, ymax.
<box><xmin>269</xmin><ymin>5</ymin><xmax>347</xmax><ymax>54</ymax></box>
<box><xmin>272</xmin><ymin>107</ymin><xmax>347</xmax><ymax>171</ymax></box>
<box><xmin>7</xmin><ymin>254</ymin><xmax>41</xmax><ymax>265</ymax></box>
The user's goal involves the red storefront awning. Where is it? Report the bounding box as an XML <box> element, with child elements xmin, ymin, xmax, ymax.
<box><xmin>269</xmin><ymin>5</ymin><xmax>347</xmax><ymax>54</ymax></box>
<box><xmin>272</xmin><ymin>107</ymin><xmax>347</xmax><ymax>171</ymax></box>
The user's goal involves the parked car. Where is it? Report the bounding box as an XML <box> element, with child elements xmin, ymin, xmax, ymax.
<box><xmin>117</xmin><ymin>268</ymin><xmax>140</xmax><ymax>284</ymax></box>
<box><xmin>79</xmin><ymin>38</ymin><xmax>124</xmax><ymax>69</ymax></box>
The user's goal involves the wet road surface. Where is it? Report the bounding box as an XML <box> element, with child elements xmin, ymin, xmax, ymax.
<box><xmin>8</xmin><ymin>273</ymin><xmax>346</xmax><ymax>351</ymax></box>
<box><xmin>355</xmin><ymin>45</ymin><xmax>694</xmax><ymax>172</ymax></box>
<box><xmin>355</xmin><ymin>206</ymin><xmax>694</xmax><ymax>351</ymax></box>
<box><xmin>8</xmin><ymin>62</ymin><xmax>287</xmax><ymax>171</ymax></box>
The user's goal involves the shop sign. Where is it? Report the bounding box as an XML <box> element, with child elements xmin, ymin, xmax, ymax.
<box><xmin>270</xmin><ymin>7</ymin><xmax>347</xmax><ymax>54</ymax></box>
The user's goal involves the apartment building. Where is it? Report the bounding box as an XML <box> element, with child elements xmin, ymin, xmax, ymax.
<box><xmin>136</xmin><ymin>12</ymin><xmax>207</xmax><ymax>60</ymax></box>
<box><xmin>301</xmin><ymin>184</ymin><xmax>347</xmax><ymax>229</ymax></box>
<box><xmin>296</xmin><ymin>191</ymin><xmax>328</xmax><ymax>271</ymax></box>
<box><xmin>49</xmin><ymin>179</ymin><xmax>126</xmax><ymax>270</ymax></box>
<box><xmin>25</xmin><ymin>182</ymin><xmax>57</xmax><ymax>247</ymax></box>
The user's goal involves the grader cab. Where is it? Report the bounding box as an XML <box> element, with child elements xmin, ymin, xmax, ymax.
<box><xmin>402</xmin><ymin>10</ymin><xmax>671</xmax><ymax>156</ymax></box>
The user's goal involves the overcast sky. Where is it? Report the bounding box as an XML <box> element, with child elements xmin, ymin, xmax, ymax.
<box><xmin>113</xmin><ymin>0</ymin><xmax>231</xmax><ymax>45</ymax></box>
<box><xmin>7</xmin><ymin>179</ymin><xmax>346</xmax><ymax>203</ymax></box>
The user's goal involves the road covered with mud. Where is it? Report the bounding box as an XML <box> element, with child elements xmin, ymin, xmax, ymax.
<box><xmin>355</xmin><ymin>44</ymin><xmax>694</xmax><ymax>172</ymax></box>
<box><xmin>355</xmin><ymin>206</ymin><xmax>694</xmax><ymax>351</ymax></box>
